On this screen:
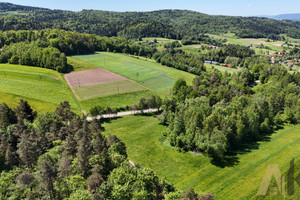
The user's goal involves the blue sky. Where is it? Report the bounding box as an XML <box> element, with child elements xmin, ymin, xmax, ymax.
<box><xmin>2</xmin><ymin>0</ymin><xmax>300</xmax><ymax>16</ymax></box>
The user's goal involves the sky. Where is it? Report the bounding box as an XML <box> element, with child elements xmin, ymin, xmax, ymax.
<box><xmin>1</xmin><ymin>0</ymin><xmax>300</xmax><ymax>16</ymax></box>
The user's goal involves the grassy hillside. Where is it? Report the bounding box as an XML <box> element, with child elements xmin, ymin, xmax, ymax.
<box><xmin>205</xmin><ymin>64</ymin><xmax>240</xmax><ymax>74</ymax></box>
<box><xmin>1</xmin><ymin>3</ymin><xmax>300</xmax><ymax>39</ymax></box>
<box><xmin>103</xmin><ymin>114</ymin><xmax>300</xmax><ymax>199</ymax></box>
<box><xmin>0</xmin><ymin>64</ymin><xmax>80</xmax><ymax>113</ymax></box>
<box><xmin>79</xmin><ymin>90</ymin><xmax>154</xmax><ymax>111</ymax></box>
<box><xmin>74</xmin><ymin>80</ymin><xmax>146</xmax><ymax>100</ymax></box>
<box><xmin>72</xmin><ymin>52</ymin><xmax>196</xmax><ymax>93</ymax></box>
<box><xmin>207</xmin><ymin>33</ymin><xmax>285</xmax><ymax>52</ymax></box>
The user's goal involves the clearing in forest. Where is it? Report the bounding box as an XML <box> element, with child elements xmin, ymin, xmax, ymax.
<box><xmin>0</xmin><ymin>64</ymin><xmax>80</xmax><ymax>112</ymax></box>
<box><xmin>65</xmin><ymin>68</ymin><xmax>146</xmax><ymax>100</ymax></box>
<box><xmin>65</xmin><ymin>68</ymin><xmax>127</xmax><ymax>88</ymax></box>
<box><xmin>103</xmin><ymin>115</ymin><xmax>300</xmax><ymax>200</ymax></box>
<box><xmin>71</xmin><ymin>52</ymin><xmax>195</xmax><ymax>94</ymax></box>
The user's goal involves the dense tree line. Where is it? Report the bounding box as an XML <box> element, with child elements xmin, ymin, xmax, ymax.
<box><xmin>0</xmin><ymin>29</ymin><xmax>156</xmax><ymax>57</ymax></box>
<box><xmin>0</xmin><ymin>42</ymin><xmax>69</xmax><ymax>72</ymax></box>
<box><xmin>159</xmin><ymin>65</ymin><xmax>300</xmax><ymax>160</ymax></box>
<box><xmin>153</xmin><ymin>49</ymin><xmax>206</xmax><ymax>75</ymax></box>
<box><xmin>2</xmin><ymin>101</ymin><xmax>207</xmax><ymax>199</ymax></box>
<box><xmin>118</xmin><ymin>21</ymin><xmax>181</xmax><ymax>40</ymax></box>
<box><xmin>1</xmin><ymin>3</ymin><xmax>300</xmax><ymax>39</ymax></box>
<box><xmin>205</xmin><ymin>44</ymin><xmax>255</xmax><ymax>63</ymax></box>
<box><xmin>181</xmin><ymin>35</ymin><xmax>225</xmax><ymax>46</ymax></box>
<box><xmin>0</xmin><ymin>29</ymin><xmax>157</xmax><ymax>72</ymax></box>
<box><xmin>290</xmin><ymin>47</ymin><xmax>300</xmax><ymax>58</ymax></box>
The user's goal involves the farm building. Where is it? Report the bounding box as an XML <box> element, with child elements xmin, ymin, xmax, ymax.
<box><xmin>204</xmin><ymin>60</ymin><xmax>219</xmax><ymax>65</ymax></box>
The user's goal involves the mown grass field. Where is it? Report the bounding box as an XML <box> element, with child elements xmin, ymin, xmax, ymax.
<box><xmin>207</xmin><ymin>33</ymin><xmax>284</xmax><ymax>52</ymax></box>
<box><xmin>103</xmin><ymin>114</ymin><xmax>300</xmax><ymax>199</ymax></box>
<box><xmin>0</xmin><ymin>64</ymin><xmax>80</xmax><ymax>113</ymax></box>
<box><xmin>142</xmin><ymin>37</ymin><xmax>179</xmax><ymax>49</ymax></box>
<box><xmin>74</xmin><ymin>80</ymin><xmax>146</xmax><ymax>100</ymax></box>
<box><xmin>205</xmin><ymin>64</ymin><xmax>240</xmax><ymax>73</ymax></box>
<box><xmin>71</xmin><ymin>52</ymin><xmax>196</xmax><ymax>94</ymax></box>
<box><xmin>79</xmin><ymin>90</ymin><xmax>154</xmax><ymax>112</ymax></box>
<box><xmin>67</xmin><ymin>57</ymin><xmax>99</xmax><ymax>72</ymax></box>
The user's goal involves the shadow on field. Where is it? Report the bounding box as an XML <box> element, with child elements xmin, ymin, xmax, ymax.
<box><xmin>100</xmin><ymin>117</ymin><xmax>122</xmax><ymax>124</ymax></box>
<box><xmin>211</xmin><ymin>126</ymin><xmax>284</xmax><ymax>168</ymax></box>
<box><xmin>133</xmin><ymin>112</ymin><xmax>160</xmax><ymax>117</ymax></box>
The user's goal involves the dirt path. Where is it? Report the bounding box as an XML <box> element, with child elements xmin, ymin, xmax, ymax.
<box><xmin>86</xmin><ymin>108</ymin><xmax>159</xmax><ymax>121</ymax></box>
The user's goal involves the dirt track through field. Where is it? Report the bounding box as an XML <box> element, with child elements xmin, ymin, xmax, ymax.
<box><xmin>65</xmin><ymin>68</ymin><xmax>127</xmax><ymax>88</ymax></box>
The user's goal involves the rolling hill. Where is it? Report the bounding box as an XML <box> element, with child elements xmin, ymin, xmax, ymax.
<box><xmin>0</xmin><ymin>2</ymin><xmax>300</xmax><ymax>39</ymax></box>
<box><xmin>258</xmin><ymin>13</ymin><xmax>300</xmax><ymax>20</ymax></box>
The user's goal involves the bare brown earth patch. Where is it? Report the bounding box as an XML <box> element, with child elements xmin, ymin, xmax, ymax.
<box><xmin>65</xmin><ymin>68</ymin><xmax>127</xmax><ymax>88</ymax></box>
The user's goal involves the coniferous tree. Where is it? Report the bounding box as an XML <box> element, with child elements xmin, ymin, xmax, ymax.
<box><xmin>15</xmin><ymin>99</ymin><xmax>36</xmax><ymax>123</ymax></box>
<box><xmin>17</xmin><ymin>132</ymin><xmax>37</xmax><ymax>168</ymax></box>
<box><xmin>76</xmin><ymin>132</ymin><xmax>91</xmax><ymax>178</ymax></box>
<box><xmin>0</xmin><ymin>103</ymin><xmax>17</xmax><ymax>129</ymax></box>
<box><xmin>38</xmin><ymin>157</ymin><xmax>56</xmax><ymax>200</ymax></box>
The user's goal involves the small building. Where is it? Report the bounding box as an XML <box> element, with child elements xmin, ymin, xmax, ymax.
<box><xmin>208</xmin><ymin>45</ymin><xmax>217</xmax><ymax>49</ymax></box>
<box><xmin>287</xmin><ymin>62</ymin><xmax>294</xmax><ymax>67</ymax></box>
<box><xmin>204</xmin><ymin>61</ymin><xmax>219</xmax><ymax>65</ymax></box>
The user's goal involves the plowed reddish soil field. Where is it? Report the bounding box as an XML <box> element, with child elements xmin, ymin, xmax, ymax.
<box><xmin>65</xmin><ymin>68</ymin><xmax>127</xmax><ymax>88</ymax></box>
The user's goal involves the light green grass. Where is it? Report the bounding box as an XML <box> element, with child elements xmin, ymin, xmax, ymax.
<box><xmin>67</xmin><ymin>57</ymin><xmax>99</xmax><ymax>72</ymax></box>
<box><xmin>0</xmin><ymin>64</ymin><xmax>81</xmax><ymax>112</ymax></box>
<box><xmin>74</xmin><ymin>80</ymin><xmax>146</xmax><ymax>100</ymax></box>
<box><xmin>0</xmin><ymin>92</ymin><xmax>58</xmax><ymax>113</ymax></box>
<box><xmin>72</xmin><ymin>52</ymin><xmax>196</xmax><ymax>92</ymax></box>
<box><xmin>205</xmin><ymin>64</ymin><xmax>240</xmax><ymax>73</ymax></box>
<box><xmin>208</xmin><ymin>34</ymin><xmax>284</xmax><ymax>52</ymax></box>
<box><xmin>103</xmin><ymin>115</ymin><xmax>300</xmax><ymax>199</ymax></box>
<box><xmin>142</xmin><ymin>37</ymin><xmax>177</xmax><ymax>42</ymax></box>
<box><xmin>79</xmin><ymin>90</ymin><xmax>154</xmax><ymax>112</ymax></box>
<box><xmin>142</xmin><ymin>37</ymin><xmax>179</xmax><ymax>49</ymax></box>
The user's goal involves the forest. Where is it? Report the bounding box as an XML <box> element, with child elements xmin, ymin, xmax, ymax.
<box><xmin>0</xmin><ymin>29</ymin><xmax>156</xmax><ymax>72</ymax></box>
<box><xmin>158</xmin><ymin>64</ymin><xmax>300</xmax><ymax>162</ymax></box>
<box><xmin>1</xmin><ymin>3</ymin><xmax>300</xmax><ymax>39</ymax></box>
<box><xmin>0</xmin><ymin>2</ymin><xmax>300</xmax><ymax>199</ymax></box>
<box><xmin>0</xmin><ymin>101</ymin><xmax>217</xmax><ymax>199</ymax></box>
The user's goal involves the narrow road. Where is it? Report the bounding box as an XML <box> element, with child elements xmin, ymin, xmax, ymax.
<box><xmin>86</xmin><ymin>108</ymin><xmax>159</xmax><ymax>121</ymax></box>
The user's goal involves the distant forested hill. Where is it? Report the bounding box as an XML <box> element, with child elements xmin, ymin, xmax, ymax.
<box><xmin>259</xmin><ymin>13</ymin><xmax>300</xmax><ymax>20</ymax></box>
<box><xmin>0</xmin><ymin>2</ymin><xmax>49</xmax><ymax>11</ymax></box>
<box><xmin>0</xmin><ymin>2</ymin><xmax>300</xmax><ymax>39</ymax></box>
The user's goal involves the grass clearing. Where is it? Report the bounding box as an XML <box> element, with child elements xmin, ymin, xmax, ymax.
<box><xmin>79</xmin><ymin>90</ymin><xmax>154</xmax><ymax>111</ymax></box>
<box><xmin>72</xmin><ymin>52</ymin><xmax>196</xmax><ymax>91</ymax></box>
<box><xmin>103</xmin><ymin>115</ymin><xmax>300</xmax><ymax>199</ymax></box>
<box><xmin>205</xmin><ymin>64</ymin><xmax>240</xmax><ymax>73</ymax></box>
<box><xmin>0</xmin><ymin>64</ymin><xmax>81</xmax><ymax>112</ymax></box>
<box><xmin>74</xmin><ymin>80</ymin><xmax>146</xmax><ymax>100</ymax></box>
<box><xmin>67</xmin><ymin>57</ymin><xmax>99</xmax><ymax>72</ymax></box>
<box><xmin>208</xmin><ymin>34</ymin><xmax>284</xmax><ymax>52</ymax></box>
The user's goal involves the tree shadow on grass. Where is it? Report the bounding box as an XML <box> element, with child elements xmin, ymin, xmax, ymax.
<box><xmin>100</xmin><ymin>116</ymin><xmax>122</xmax><ymax>124</ymax></box>
<box><xmin>129</xmin><ymin>111</ymin><xmax>161</xmax><ymax>118</ymax></box>
<box><xmin>211</xmin><ymin>126</ymin><xmax>285</xmax><ymax>168</ymax></box>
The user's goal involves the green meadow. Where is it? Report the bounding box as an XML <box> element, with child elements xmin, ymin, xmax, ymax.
<box><xmin>0</xmin><ymin>64</ymin><xmax>80</xmax><ymax>113</ymax></box>
<box><xmin>71</xmin><ymin>52</ymin><xmax>196</xmax><ymax>93</ymax></box>
<box><xmin>74</xmin><ymin>80</ymin><xmax>146</xmax><ymax>100</ymax></box>
<box><xmin>0</xmin><ymin>53</ymin><xmax>195</xmax><ymax>113</ymax></box>
<box><xmin>103</xmin><ymin>114</ymin><xmax>300</xmax><ymax>199</ymax></box>
<box><xmin>205</xmin><ymin>64</ymin><xmax>241</xmax><ymax>74</ymax></box>
<box><xmin>79</xmin><ymin>90</ymin><xmax>154</xmax><ymax>112</ymax></box>
<box><xmin>207</xmin><ymin>33</ymin><xmax>284</xmax><ymax>52</ymax></box>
